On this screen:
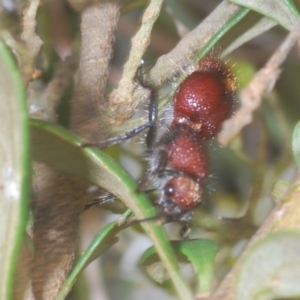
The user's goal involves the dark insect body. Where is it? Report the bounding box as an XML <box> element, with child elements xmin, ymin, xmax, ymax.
<box><xmin>91</xmin><ymin>57</ymin><xmax>236</xmax><ymax>236</ymax></box>
<box><xmin>138</xmin><ymin>57</ymin><xmax>236</xmax><ymax>235</ymax></box>
<box><xmin>144</xmin><ymin>126</ymin><xmax>209</xmax><ymax>224</ymax></box>
<box><xmin>173</xmin><ymin>58</ymin><xmax>235</xmax><ymax>139</ymax></box>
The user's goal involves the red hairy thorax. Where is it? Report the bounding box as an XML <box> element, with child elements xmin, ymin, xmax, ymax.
<box><xmin>172</xmin><ymin>57</ymin><xmax>236</xmax><ymax>140</ymax></box>
<box><xmin>150</xmin><ymin>56</ymin><xmax>236</xmax><ymax>225</ymax></box>
<box><xmin>164</xmin><ymin>127</ymin><xmax>208</xmax><ymax>182</ymax></box>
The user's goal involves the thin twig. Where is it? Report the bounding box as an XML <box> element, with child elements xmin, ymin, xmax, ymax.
<box><xmin>20</xmin><ymin>0</ymin><xmax>43</xmax><ymax>84</ymax></box>
<box><xmin>218</xmin><ymin>22</ymin><xmax>300</xmax><ymax>146</ymax></box>
<box><xmin>148</xmin><ymin>2</ymin><xmax>241</xmax><ymax>86</ymax></box>
<box><xmin>108</xmin><ymin>0</ymin><xmax>163</xmax><ymax>122</ymax></box>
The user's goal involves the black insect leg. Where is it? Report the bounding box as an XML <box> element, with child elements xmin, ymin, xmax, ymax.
<box><xmin>83</xmin><ymin>70</ymin><xmax>158</xmax><ymax>149</ymax></box>
<box><xmin>135</xmin><ymin>65</ymin><xmax>159</xmax><ymax>149</ymax></box>
<box><xmin>179</xmin><ymin>211</ymin><xmax>193</xmax><ymax>238</ymax></box>
<box><xmin>164</xmin><ymin>210</ymin><xmax>192</xmax><ymax>238</ymax></box>
<box><xmin>85</xmin><ymin>122</ymin><xmax>151</xmax><ymax>149</ymax></box>
<box><xmin>84</xmin><ymin>191</ymin><xmax>117</xmax><ymax>210</ymax></box>
<box><xmin>145</xmin><ymin>89</ymin><xmax>158</xmax><ymax>148</ymax></box>
<box><xmin>179</xmin><ymin>221</ymin><xmax>191</xmax><ymax>239</ymax></box>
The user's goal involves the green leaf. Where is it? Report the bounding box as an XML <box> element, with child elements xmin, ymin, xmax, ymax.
<box><xmin>0</xmin><ymin>41</ymin><xmax>30</xmax><ymax>299</ymax></box>
<box><xmin>237</xmin><ymin>231</ymin><xmax>300</xmax><ymax>300</ymax></box>
<box><xmin>229</xmin><ymin>0</ymin><xmax>300</xmax><ymax>29</ymax></box>
<box><xmin>140</xmin><ymin>239</ymin><xmax>218</xmax><ymax>294</ymax></box>
<box><xmin>194</xmin><ymin>7</ymin><xmax>251</xmax><ymax>61</ymax></box>
<box><xmin>56</xmin><ymin>210</ymin><xmax>131</xmax><ymax>300</ymax></box>
<box><xmin>221</xmin><ymin>14</ymin><xmax>277</xmax><ymax>57</ymax></box>
<box><xmin>30</xmin><ymin>119</ymin><xmax>193</xmax><ymax>300</ymax></box>
<box><xmin>30</xmin><ymin>119</ymin><xmax>151</xmax><ymax>215</ymax></box>
<box><xmin>195</xmin><ymin>8</ymin><xmax>277</xmax><ymax>60</ymax></box>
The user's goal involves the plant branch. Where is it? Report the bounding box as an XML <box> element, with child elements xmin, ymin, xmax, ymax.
<box><xmin>218</xmin><ymin>21</ymin><xmax>300</xmax><ymax>146</ymax></box>
<box><xmin>208</xmin><ymin>172</ymin><xmax>300</xmax><ymax>300</ymax></box>
<box><xmin>105</xmin><ymin>1</ymin><xmax>244</xmax><ymax>135</ymax></box>
<box><xmin>0</xmin><ymin>0</ymin><xmax>42</xmax><ymax>85</ymax></box>
<box><xmin>147</xmin><ymin>2</ymin><xmax>241</xmax><ymax>87</ymax></box>
<box><xmin>20</xmin><ymin>0</ymin><xmax>42</xmax><ymax>84</ymax></box>
<box><xmin>70</xmin><ymin>0</ymin><xmax>121</xmax><ymax>142</ymax></box>
<box><xmin>108</xmin><ymin>0</ymin><xmax>163</xmax><ymax>117</ymax></box>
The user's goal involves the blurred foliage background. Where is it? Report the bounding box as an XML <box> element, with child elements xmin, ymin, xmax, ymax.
<box><xmin>1</xmin><ymin>0</ymin><xmax>300</xmax><ymax>300</ymax></box>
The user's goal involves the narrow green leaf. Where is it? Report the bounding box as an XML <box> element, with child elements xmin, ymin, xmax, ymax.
<box><xmin>140</xmin><ymin>239</ymin><xmax>218</xmax><ymax>294</ymax></box>
<box><xmin>176</xmin><ymin>240</ymin><xmax>218</xmax><ymax>294</ymax></box>
<box><xmin>221</xmin><ymin>15</ymin><xmax>276</xmax><ymax>57</ymax></box>
<box><xmin>56</xmin><ymin>210</ymin><xmax>131</xmax><ymax>300</ymax></box>
<box><xmin>292</xmin><ymin>121</ymin><xmax>300</xmax><ymax>169</ymax></box>
<box><xmin>237</xmin><ymin>231</ymin><xmax>300</xmax><ymax>300</ymax></box>
<box><xmin>229</xmin><ymin>0</ymin><xmax>300</xmax><ymax>29</ymax></box>
<box><xmin>30</xmin><ymin>119</ymin><xmax>151</xmax><ymax>214</ymax></box>
<box><xmin>0</xmin><ymin>41</ymin><xmax>30</xmax><ymax>299</ymax></box>
<box><xmin>194</xmin><ymin>7</ymin><xmax>250</xmax><ymax>61</ymax></box>
<box><xmin>30</xmin><ymin>120</ymin><xmax>193</xmax><ymax>300</ymax></box>
<box><xmin>282</xmin><ymin>0</ymin><xmax>300</xmax><ymax>18</ymax></box>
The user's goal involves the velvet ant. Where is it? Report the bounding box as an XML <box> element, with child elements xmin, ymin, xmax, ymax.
<box><xmin>93</xmin><ymin>57</ymin><xmax>236</xmax><ymax>236</ymax></box>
